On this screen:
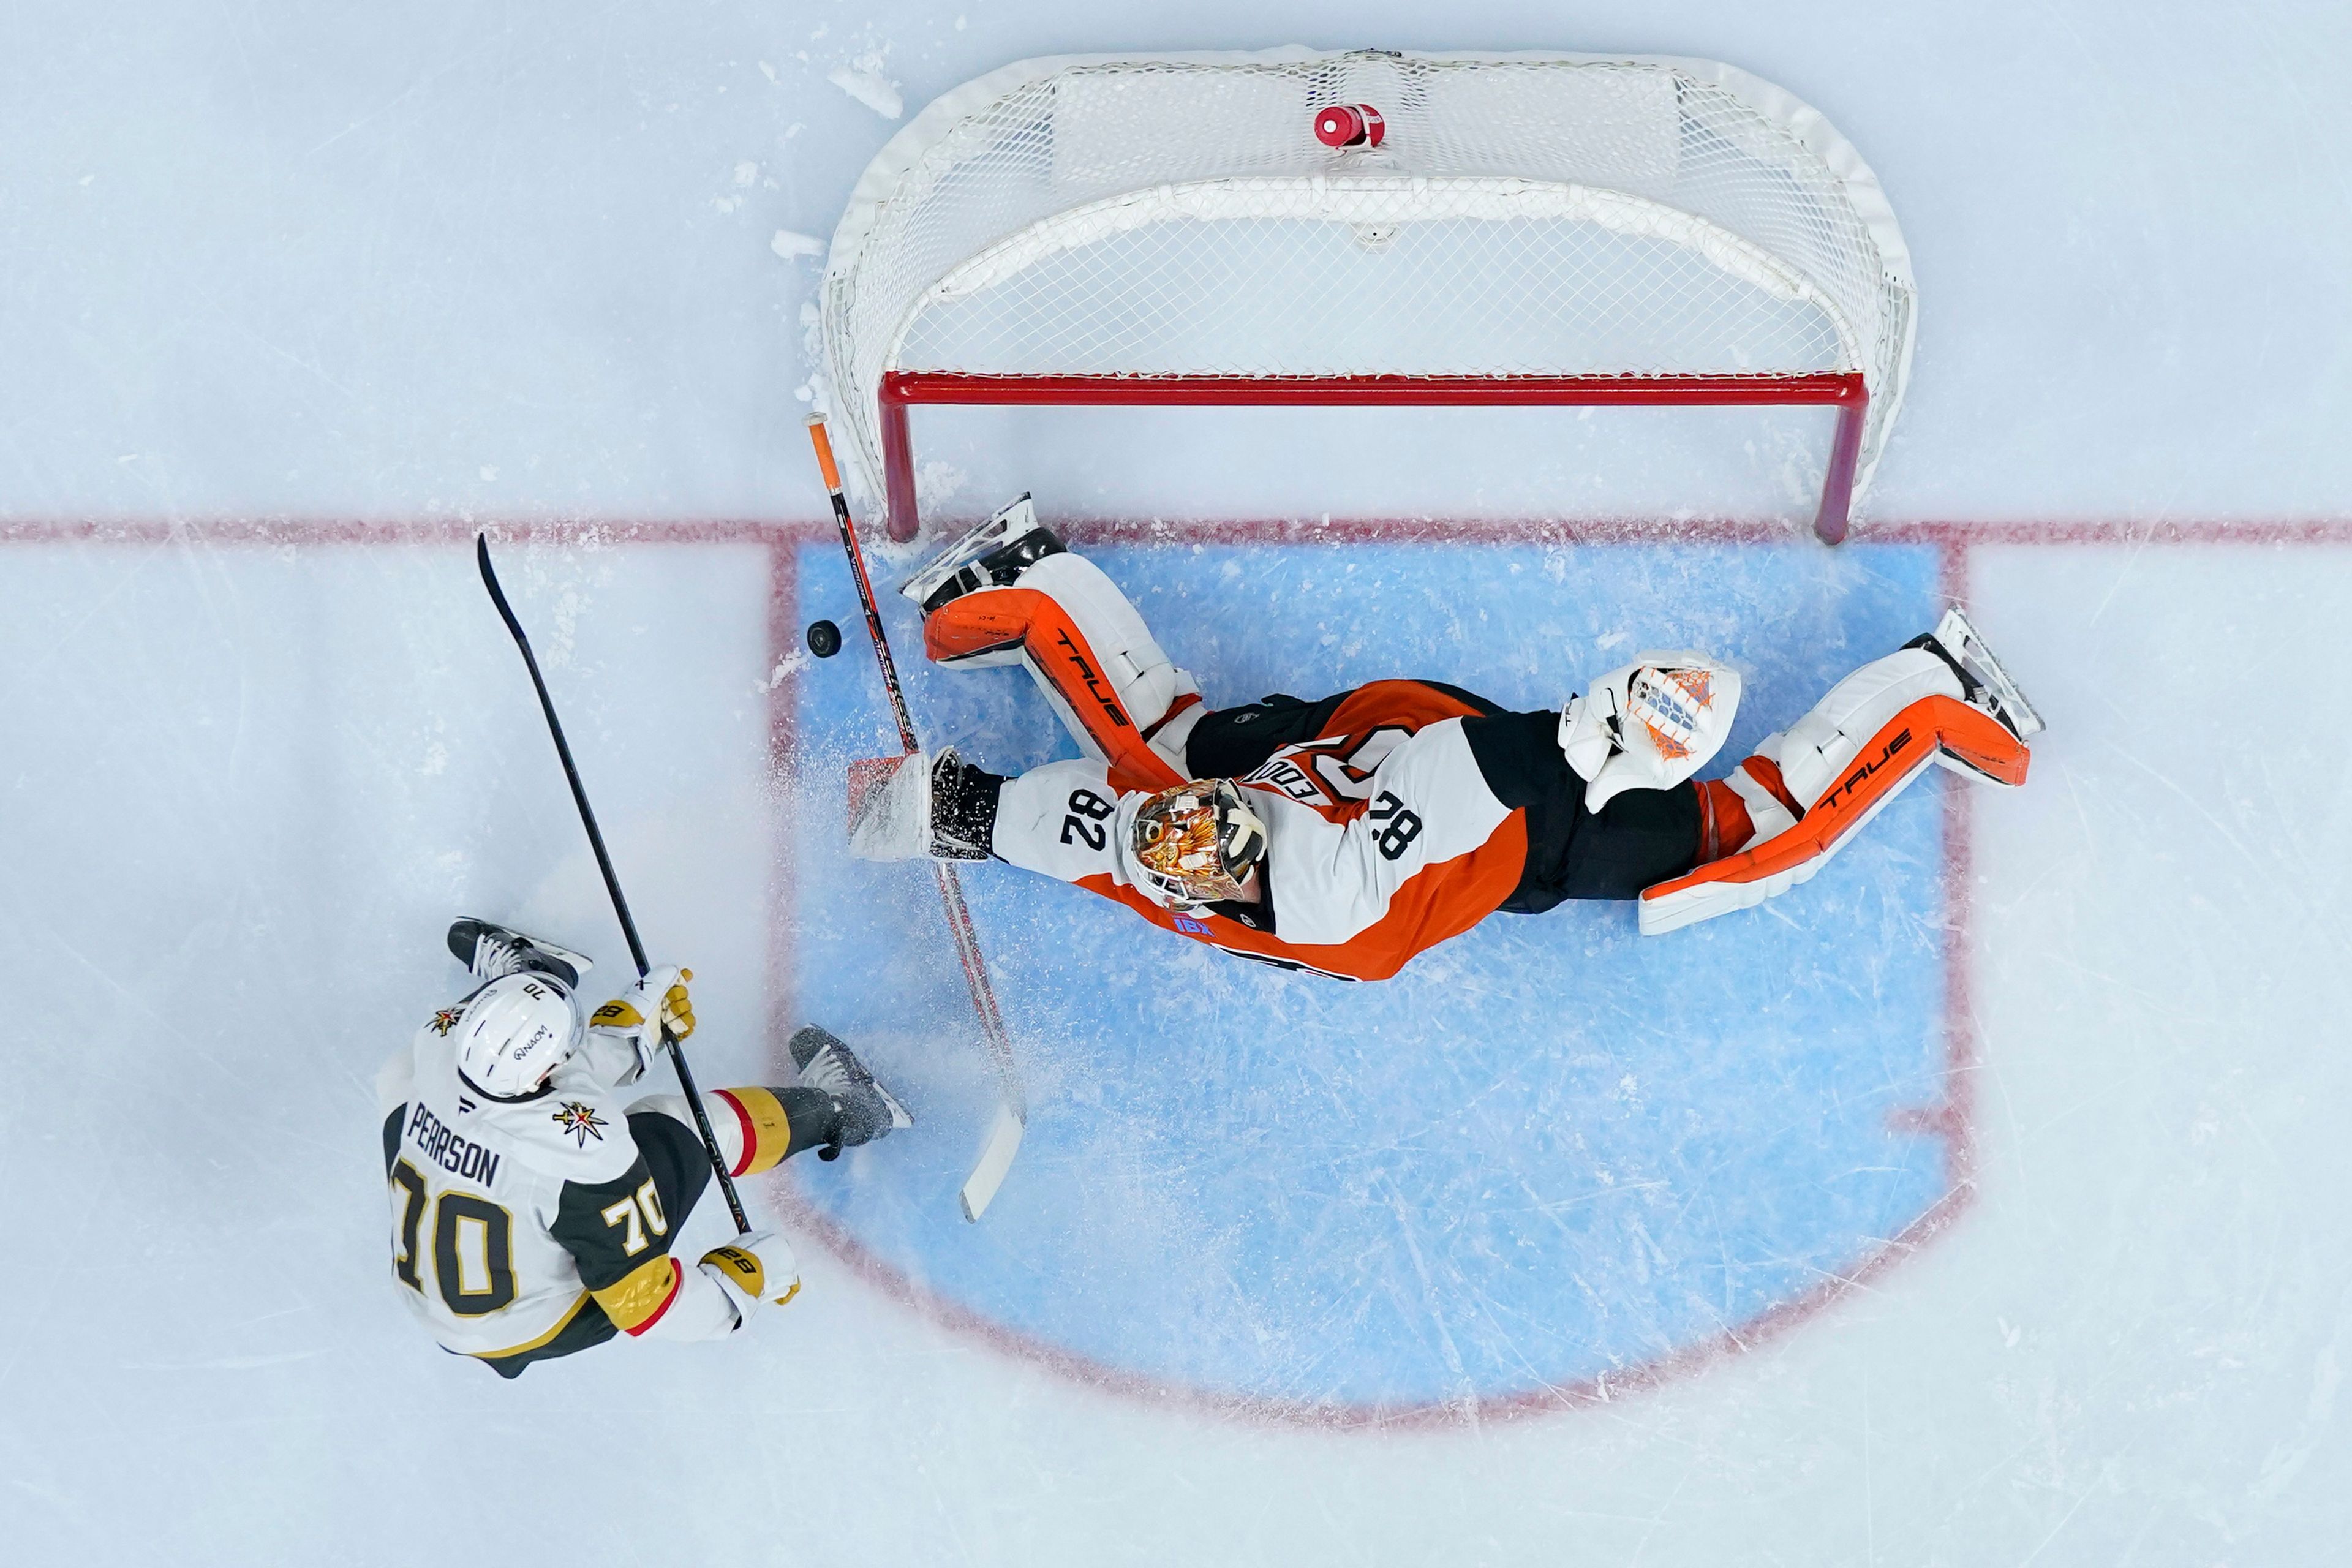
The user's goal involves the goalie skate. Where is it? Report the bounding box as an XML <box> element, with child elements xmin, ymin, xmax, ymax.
<box><xmin>1920</xmin><ymin>607</ymin><xmax>2045</xmax><ymax>742</ymax></box>
<box><xmin>897</xmin><ymin>493</ymin><xmax>1065</xmax><ymax>614</ymax></box>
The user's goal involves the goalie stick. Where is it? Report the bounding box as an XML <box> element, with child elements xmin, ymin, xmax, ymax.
<box><xmin>475</xmin><ymin>534</ymin><xmax>752</xmax><ymax>1235</ymax></box>
<box><xmin>805</xmin><ymin>416</ymin><xmax>1027</xmax><ymax>1222</ymax></box>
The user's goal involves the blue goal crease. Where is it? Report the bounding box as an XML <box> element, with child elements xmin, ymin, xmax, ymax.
<box><xmin>786</xmin><ymin>539</ymin><xmax>1951</xmax><ymax>1408</ymax></box>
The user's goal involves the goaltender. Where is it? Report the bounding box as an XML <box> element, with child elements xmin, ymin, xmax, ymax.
<box><xmin>850</xmin><ymin>500</ymin><xmax>2041</xmax><ymax>981</ymax></box>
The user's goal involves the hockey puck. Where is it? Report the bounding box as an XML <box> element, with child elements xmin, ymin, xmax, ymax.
<box><xmin>805</xmin><ymin>619</ymin><xmax>842</xmax><ymax>658</ymax></box>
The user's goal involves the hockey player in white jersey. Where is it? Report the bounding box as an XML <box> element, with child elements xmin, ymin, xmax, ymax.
<box><xmin>850</xmin><ymin>499</ymin><xmax>2043</xmax><ymax>980</ymax></box>
<box><xmin>379</xmin><ymin>919</ymin><xmax>909</xmax><ymax>1378</ymax></box>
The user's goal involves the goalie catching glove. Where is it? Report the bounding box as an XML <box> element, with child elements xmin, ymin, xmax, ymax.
<box><xmin>1559</xmin><ymin>652</ymin><xmax>1742</xmax><ymax>811</ymax></box>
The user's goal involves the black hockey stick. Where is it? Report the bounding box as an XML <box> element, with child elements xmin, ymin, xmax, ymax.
<box><xmin>475</xmin><ymin>533</ymin><xmax>752</xmax><ymax>1234</ymax></box>
<box><xmin>806</xmin><ymin>417</ymin><xmax>1025</xmax><ymax>1221</ymax></box>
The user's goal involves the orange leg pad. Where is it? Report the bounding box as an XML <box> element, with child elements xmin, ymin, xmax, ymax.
<box><xmin>924</xmin><ymin>586</ymin><xmax>1049</xmax><ymax>665</ymax></box>
<box><xmin>1639</xmin><ymin>696</ymin><xmax>2026</xmax><ymax>935</ymax></box>
<box><xmin>924</xmin><ymin>587</ymin><xmax>1182</xmax><ymax>795</ymax></box>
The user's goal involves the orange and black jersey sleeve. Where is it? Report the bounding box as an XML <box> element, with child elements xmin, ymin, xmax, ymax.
<box><xmin>549</xmin><ymin>1153</ymin><xmax>685</xmax><ymax>1336</ymax></box>
<box><xmin>1183</xmin><ymin>680</ymin><xmax>1502</xmax><ymax>778</ymax></box>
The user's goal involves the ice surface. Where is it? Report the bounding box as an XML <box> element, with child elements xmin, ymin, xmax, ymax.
<box><xmin>793</xmin><ymin>538</ymin><xmax>1958</xmax><ymax>1412</ymax></box>
<box><xmin>2</xmin><ymin>2</ymin><xmax>2350</xmax><ymax>1566</ymax></box>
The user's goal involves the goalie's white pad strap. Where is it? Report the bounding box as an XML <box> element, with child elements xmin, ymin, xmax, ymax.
<box><xmin>1722</xmin><ymin>755</ymin><xmax>1800</xmax><ymax>845</ymax></box>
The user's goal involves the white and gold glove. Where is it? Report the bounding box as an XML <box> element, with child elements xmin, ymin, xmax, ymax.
<box><xmin>699</xmin><ymin>1229</ymin><xmax>802</xmax><ymax>1328</ymax></box>
<box><xmin>585</xmin><ymin>965</ymin><xmax>695</xmax><ymax>1084</ymax></box>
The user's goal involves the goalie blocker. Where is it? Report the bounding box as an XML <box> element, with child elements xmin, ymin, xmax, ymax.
<box><xmin>850</xmin><ymin>499</ymin><xmax>2039</xmax><ymax>977</ymax></box>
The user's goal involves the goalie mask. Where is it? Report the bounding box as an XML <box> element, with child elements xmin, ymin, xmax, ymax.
<box><xmin>1130</xmin><ymin>779</ymin><xmax>1268</xmax><ymax>910</ymax></box>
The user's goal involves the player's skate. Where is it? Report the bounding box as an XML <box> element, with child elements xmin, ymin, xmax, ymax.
<box><xmin>447</xmin><ymin>918</ymin><xmax>592</xmax><ymax>988</ymax></box>
<box><xmin>788</xmin><ymin>1025</ymin><xmax>913</xmax><ymax>1158</ymax></box>
<box><xmin>1909</xmin><ymin>606</ymin><xmax>2045</xmax><ymax>767</ymax></box>
<box><xmin>898</xmin><ymin>492</ymin><xmax>1066</xmax><ymax>614</ymax></box>
<box><xmin>846</xmin><ymin>748</ymin><xmax>993</xmax><ymax>862</ymax></box>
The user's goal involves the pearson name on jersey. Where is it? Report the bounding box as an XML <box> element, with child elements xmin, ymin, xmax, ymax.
<box><xmin>378</xmin><ymin>1008</ymin><xmax>684</xmax><ymax>1368</ymax></box>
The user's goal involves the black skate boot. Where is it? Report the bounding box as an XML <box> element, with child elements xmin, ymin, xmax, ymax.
<box><xmin>788</xmin><ymin>1025</ymin><xmax>914</xmax><ymax>1159</ymax></box>
<box><xmin>1905</xmin><ymin>606</ymin><xmax>2045</xmax><ymax>742</ymax></box>
<box><xmin>447</xmin><ymin>918</ymin><xmax>593</xmax><ymax>988</ymax></box>
<box><xmin>898</xmin><ymin>493</ymin><xmax>1066</xmax><ymax>615</ymax></box>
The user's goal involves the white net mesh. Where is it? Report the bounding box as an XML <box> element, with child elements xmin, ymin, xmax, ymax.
<box><xmin>822</xmin><ymin>50</ymin><xmax>1915</xmax><ymax>518</ymax></box>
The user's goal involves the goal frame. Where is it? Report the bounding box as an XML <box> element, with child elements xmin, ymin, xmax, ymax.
<box><xmin>876</xmin><ymin>370</ymin><xmax>1869</xmax><ymax>544</ymax></box>
<box><xmin>824</xmin><ymin>49</ymin><xmax>1914</xmax><ymax>549</ymax></box>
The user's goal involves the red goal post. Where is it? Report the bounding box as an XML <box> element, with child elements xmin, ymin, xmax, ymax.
<box><xmin>821</xmin><ymin>50</ymin><xmax>1914</xmax><ymax>545</ymax></box>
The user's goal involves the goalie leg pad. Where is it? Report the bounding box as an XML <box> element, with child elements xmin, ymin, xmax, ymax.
<box><xmin>1638</xmin><ymin>693</ymin><xmax>2026</xmax><ymax>933</ymax></box>
<box><xmin>1775</xmin><ymin>649</ymin><xmax>1962</xmax><ymax>809</ymax></box>
<box><xmin>1694</xmin><ymin>753</ymin><xmax>1800</xmax><ymax>860</ymax></box>
<box><xmin>921</xmin><ymin>552</ymin><xmax>1197</xmax><ymax>789</ymax></box>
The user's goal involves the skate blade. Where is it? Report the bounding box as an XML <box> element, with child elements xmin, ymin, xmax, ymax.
<box><xmin>529</xmin><ymin>936</ymin><xmax>594</xmax><ymax>979</ymax></box>
<box><xmin>897</xmin><ymin>494</ymin><xmax>1037</xmax><ymax>605</ymax></box>
<box><xmin>1933</xmin><ymin>606</ymin><xmax>2046</xmax><ymax>739</ymax></box>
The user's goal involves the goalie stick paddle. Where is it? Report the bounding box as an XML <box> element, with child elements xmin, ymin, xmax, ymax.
<box><xmin>805</xmin><ymin>416</ymin><xmax>1027</xmax><ymax>1223</ymax></box>
<box><xmin>475</xmin><ymin>534</ymin><xmax>752</xmax><ymax>1235</ymax></box>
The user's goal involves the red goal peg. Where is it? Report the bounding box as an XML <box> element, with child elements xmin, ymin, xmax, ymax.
<box><xmin>1314</xmin><ymin>104</ymin><xmax>1385</xmax><ymax>148</ymax></box>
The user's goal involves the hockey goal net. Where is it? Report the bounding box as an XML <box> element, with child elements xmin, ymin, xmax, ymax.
<box><xmin>819</xmin><ymin>49</ymin><xmax>1915</xmax><ymax>543</ymax></box>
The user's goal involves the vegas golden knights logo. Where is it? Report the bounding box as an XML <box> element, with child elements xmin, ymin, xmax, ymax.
<box><xmin>552</xmin><ymin>1100</ymin><xmax>608</xmax><ymax>1147</ymax></box>
<box><xmin>428</xmin><ymin>1007</ymin><xmax>464</xmax><ymax>1036</ymax></box>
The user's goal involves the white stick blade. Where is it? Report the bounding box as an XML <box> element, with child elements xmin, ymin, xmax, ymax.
<box><xmin>957</xmin><ymin>1104</ymin><xmax>1026</xmax><ymax>1222</ymax></box>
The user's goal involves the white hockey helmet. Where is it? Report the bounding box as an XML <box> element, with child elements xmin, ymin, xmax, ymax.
<box><xmin>453</xmin><ymin>973</ymin><xmax>582</xmax><ymax>1100</ymax></box>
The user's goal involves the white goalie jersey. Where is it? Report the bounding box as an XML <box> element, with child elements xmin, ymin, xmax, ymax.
<box><xmin>988</xmin><ymin>680</ymin><xmax>1533</xmax><ymax>981</ymax></box>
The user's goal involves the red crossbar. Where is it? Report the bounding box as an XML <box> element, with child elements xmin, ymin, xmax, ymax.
<box><xmin>875</xmin><ymin>370</ymin><xmax>1869</xmax><ymax>546</ymax></box>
